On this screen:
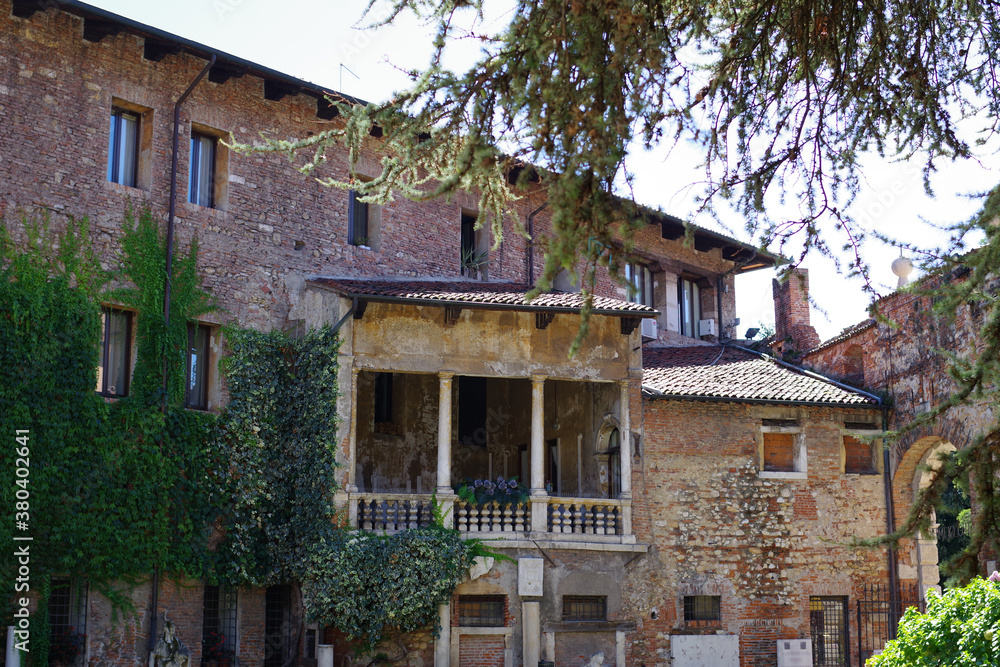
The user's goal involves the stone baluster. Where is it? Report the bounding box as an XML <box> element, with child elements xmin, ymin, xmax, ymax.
<box><xmin>595</xmin><ymin>505</ymin><xmax>606</xmax><ymax>535</ymax></box>
<box><xmin>492</xmin><ymin>503</ymin><xmax>502</xmax><ymax>531</ymax></box>
<box><xmin>573</xmin><ymin>503</ymin><xmax>584</xmax><ymax>534</ymax></box>
<box><xmin>457</xmin><ymin>503</ymin><xmax>468</xmax><ymax>532</ymax></box>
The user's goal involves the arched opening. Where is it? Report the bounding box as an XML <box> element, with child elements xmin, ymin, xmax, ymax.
<box><xmin>596</xmin><ymin>417</ymin><xmax>622</xmax><ymax>500</ymax></box>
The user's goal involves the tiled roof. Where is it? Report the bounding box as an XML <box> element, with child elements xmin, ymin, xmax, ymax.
<box><xmin>309</xmin><ymin>278</ymin><xmax>658</xmax><ymax>316</ymax></box>
<box><xmin>806</xmin><ymin>319</ymin><xmax>877</xmax><ymax>356</ymax></box>
<box><xmin>642</xmin><ymin>345</ymin><xmax>880</xmax><ymax>406</ymax></box>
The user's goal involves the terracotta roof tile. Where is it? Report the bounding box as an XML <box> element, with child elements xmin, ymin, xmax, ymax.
<box><xmin>309</xmin><ymin>278</ymin><xmax>658</xmax><ymax>316</ymax></box>
<box><xmin>642</xmin><ymin>345</ymin><xmax>879</xmax><ymax>406</ymax></box>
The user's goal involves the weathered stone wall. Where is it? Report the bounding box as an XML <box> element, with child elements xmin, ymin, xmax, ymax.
<box><xmin>626</xmin><ymin>398</ymin><xmax>888</xmax><ymax>666</ymax></box>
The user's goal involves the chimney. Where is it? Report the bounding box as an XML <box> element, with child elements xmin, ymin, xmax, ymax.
<box><xmin>772</xmin><ymin>267</ymin><xmax>820</xmax><ymax>358</ymax></box>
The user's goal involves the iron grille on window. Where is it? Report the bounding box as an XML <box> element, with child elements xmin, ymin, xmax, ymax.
<box><xmin>683</xmin><ymin>595</ymin><xmax>721</xmax><ymax>626</ymax></box>
<box><xmin>810</xmin><ymin>596</ymin><xmax>849</xmax><ymax>667</ymax></box>
<box><xmin>562</xmin><ymin>595</ymin><xmax>607</xmax><ymax>621</ymax></box>
<box><xmin>202</xmin><ymin>585</ymin><xmax>238</xmax><ymax>659</ymax></box>
<box><xmin>49</xmin><ymin>578</ymin><xmax>88</xmax><ymax>667</ymax></box>
<box><xmin>457</xmin><ymin>595</ymin><xmax>505</xmax><ymax>627</ymax></box>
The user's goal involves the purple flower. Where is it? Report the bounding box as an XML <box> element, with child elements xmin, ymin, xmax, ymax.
<box><xmin>989</xmin><ymin>571</ymin><xmax>1000</xmax><ymax>582</ymax></box>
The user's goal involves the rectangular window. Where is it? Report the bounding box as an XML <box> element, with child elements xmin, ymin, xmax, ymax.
<box><xmin>202</xmin><ymin>585</ymin><xmax>238</xmax><ymax>661</ymax></box>
<box><xmin>844</xmin><ymin>435</ymin><xmax>877</xmax><ymax>474</ymax></box>
<box><xmin>810</xmin><ymin>596</ymin><xmax>849</xmax><ymax>667</ymax></box>
<box><xmin>189</xmin><ymin>132</ymin><xmax>217</xmax><ymax>207</ymax></box>
<box><xmin>457</xmin><ymin>595</ymin><xmax>505</xmax><ymax>627</ymax></box>
<box><xmin>96</xmin><ymin>308</ymin><xmax>132</xmax><ymax>397</ymax></box>
<box><xmin>186</xmin><ymin>323</ymin><xmax>211</xmax><ymax>410</ymax></box>
<box><xmin>763</xmin><ymin>432</ymin><xmax>796</xmax><ymax>472</ymax></box>
<box><xmin>625</xmin><ymin>263</ymin><xmax>653</xmax><ymax>307</ymax></box>
<box><xmin>679</xmin><ymin>277</ymin><xmax>701</xmax><ymax>337</ymax></box>
<box><xmin>49</xmin><ymin>578</ymin><xmax>88</xmax><ymax>667</ymax></box>
<box><xmin>108</xmin><ymin>108</ymin><xmax>139</xmax><ymax>187</ymax></box>
<box><xmin>460</xmin><ymin>211</ymin><xmax>487</xmax><ymax>278</ymax></box>
<box><xmin>348</xmin><ymin>190</ymin><xmax>369</xmax><ymax>246</ymax></box>
<box><xmin>374</xmin><ymin>372</ymin><xmax>393</xmax><ymax>424</ymax></box>
<box><xmin>683</xmin><ymin>595</ymin><xmax>721</xmax><ymax>627</ymax></box>
<box><xmin>562</xmin><ymin>595</ymin><xmax>607</xmax><ymax>621</ymax></box>
<box><xmin>264</xmin><ymin>585</ymin><xmax>293</xmax><ymax>667</ymax></box>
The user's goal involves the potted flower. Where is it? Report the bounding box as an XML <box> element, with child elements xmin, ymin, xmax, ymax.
<box><xmin>203</xmin><ymin>631</ymin><xmax>233</xmax><ymax>667</ymax></box>
<box><xmin>455</xmin><ymin>476</ymin><xmax>528</xmax><ymax>507</ymax></box>
<box><xmin>50</xmin><ymin>626</ymin><xmax>86</xmax><ymax>666</ymax></box>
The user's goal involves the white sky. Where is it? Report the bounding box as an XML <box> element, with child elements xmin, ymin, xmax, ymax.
<box><xmin>87</xmin><ymin>0</ymin><xmax>999</xmax><ymax>342</ymax></box>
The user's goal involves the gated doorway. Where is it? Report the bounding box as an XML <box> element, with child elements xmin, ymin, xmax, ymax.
<box><xmin>856</xmin><ymin>583</ymin><xmax>924</xmax><ymax>666</ymax></box>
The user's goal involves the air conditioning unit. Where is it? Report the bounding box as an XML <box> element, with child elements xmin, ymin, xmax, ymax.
<box><xmin>776</xmin><ymin>638</ymin><xmax>812</xmax><ymax>667</ymax></box>
<box><xmin>698</xmin><ymin>318</ymin><xmax>718</xmax><ymax>337</ymax></box>
<box><xmin>640</xmin><ymin>318</ymin><xmax>658</xmax><ymax>340</ymax></box>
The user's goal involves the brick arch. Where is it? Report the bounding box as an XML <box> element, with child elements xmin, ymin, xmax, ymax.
<box><xmin>890</xmin><ymin>425</ymin><xmax>971</xmax><ymax>600</ymax></box>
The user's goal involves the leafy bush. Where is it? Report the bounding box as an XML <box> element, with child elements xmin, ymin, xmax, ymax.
<box><xmin>869</xmin><ymin>577</ymin><xmax>1000</xmax><ymax>666</ymax></box>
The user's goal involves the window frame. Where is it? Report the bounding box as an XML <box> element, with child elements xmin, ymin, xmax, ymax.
<box><xmin>185</xmin><ymin>322</ymin><xmax>212</xmax><ymax>410</ymax></box>
<box><xmin>810</xmin><ymin>596</ymin><xmax>849</xmax><ymax>667</ymax></box>
<box><xmin>678</xmin><ymin>276</ymin><xmax>702</xmax><ymax>338</ymax></box>
<box><xmin>759</xmin><ymin>422</ymin><xmax>807</xmax><ymax>479</ymax></box>
<box><xmin>96</xmin><ymin>307</ymin><xmax>132</xmax><ymax>398</ymax></box>
<box><xmin>189</xmin><ymin>131</ymin><xmax>217</xmax><ymax>208</ymax></box>
<box><xmin>108</xmin><ymin>107</ymin><xmax>141</xmax><ymax>188</ymax></box>
<box><xmin>348</xmin><ymin>189</ymin><xmax>370</xmax><ymax>246</ymax></box>
<box><xmin>456</xmin><ymin>595</ymin><xmax>506</xmax><ymax>628</ymax></box>
<box><xmin>460</xmin><ymin>210</ymin><xmax>488</xmax><ymax>279</ymax></box>
<box><xmin>202</xmin><ymin>584</ymin><xmax>238</xmax><ymax>661</ymax></box>
<box><xmin>683</xmin><ymin>595</ymin><xmax>722</xmax><ymax>628</ymax></box>
<box><xmin>625</xmin><ymin>263</ymin><xmax>654</xmax><ymax>308</ymax></box>
<box><xmin>562</xmin><ymin>595</ymin><xmax>608</xmax><ymax>622</ymax></box>
<box><xmin>49</xmin><ymin>577</ymin><xmax>88</xmax><ymax>667</ymax></box>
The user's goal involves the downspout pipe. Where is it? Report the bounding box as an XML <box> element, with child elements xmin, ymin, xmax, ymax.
<box><xmin>882</xmin><ymin>402</ymin><xmax>900</xmax><ymax>634</ymax></box>
<box><xmin>152</xmin><ymin>53</ymin><xmax>216</xmax><ymax>661</ymax></box>
<box><xmin>526</xmin><ymin>201</ymin><xmax>548</xmax><ymax>285</ymax></box>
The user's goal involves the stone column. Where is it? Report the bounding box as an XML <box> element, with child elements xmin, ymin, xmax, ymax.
<box><xmin>619</xmin><ymin>378</ymin><xmax>633</xmax><ymax>536</ymax></box>
<box><xmin>348</xmin><ymin>367</ymin><xmax>360</xmax><ymax>492</ymax></box>
<box><xmin>522</xmin><ymin>601</ymin><xmax>540</xmax><ymax>667</ymax></box>
<box><xmin>437</xmin><ymin>372</ymin><xmax>455</xmax><ymax>493</ymax></box>
<box><xmin>530</xmin><ymin>375</ymin><xmax>546</xmax><ymax>495</ymax></box>
<box><xmin>434</xmin><ymin>601</ymin><xmax>451</xmax><ymax>667</ymax></box>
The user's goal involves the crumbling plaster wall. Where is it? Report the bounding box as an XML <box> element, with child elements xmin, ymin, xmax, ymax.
<box><xmin>626</xmin><ymin>398</ymin><xmax>888</xmax><ymax>667</ymax></box>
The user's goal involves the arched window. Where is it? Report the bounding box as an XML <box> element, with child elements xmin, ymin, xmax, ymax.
<box><xmin>607</xmin><ymin>428</ymin><xmax>621</xmax><ymax>499</ymax></box>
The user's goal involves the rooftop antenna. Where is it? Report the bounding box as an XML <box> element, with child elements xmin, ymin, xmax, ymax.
<box><xmin>340</xmin><ymin>63</ymin><xmax>359</xmax><ymax>93</ymax></box>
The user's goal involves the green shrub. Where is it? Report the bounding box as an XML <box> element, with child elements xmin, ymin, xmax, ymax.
<box><xmin>869</xmin><ymin>577</ymin><xmax>1000</xmax><ymax>666</ymax></box>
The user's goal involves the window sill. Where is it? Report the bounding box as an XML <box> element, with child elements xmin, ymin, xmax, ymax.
<box><xmin>105</xmin><ymin>180</ymin><xmax>148</xmax><ymax>195</ymax></box>
<box><xmin>759</xmin><ymin>471</ymin><xmax>807</xmax><ymax>480</ymax></box>
<box><xmin>453</xmin><ymin>626</ymin><xmax>511</xmax><ymax>636</ymax></box>
<box><xmin>181</xmin><ymin>201</ymin><xmax>227</xmax><ymax>217</ymax></box>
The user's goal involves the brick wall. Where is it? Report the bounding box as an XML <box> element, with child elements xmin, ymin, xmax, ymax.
<box><xmin>458</xmin><ymin>636</ymin><xmax>506</xmax><ymax>667</ymax></box>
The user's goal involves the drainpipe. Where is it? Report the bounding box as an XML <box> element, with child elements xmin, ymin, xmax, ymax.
<box><xmin>526</xmin><ymin>202</ymin><xmax>548</xmax><ymax>285</ymax></box>
<box><xmin>151</xmin><ymin>53</ymin><xmax>217</xmax><ymax>662</ymax></box>
<box><xmin>882</xmin><ymin>401</ymin><xmax>900</xmax><ymax>634</ymax></box>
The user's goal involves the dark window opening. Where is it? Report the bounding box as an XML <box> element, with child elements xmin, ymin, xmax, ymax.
<box><xmin>546</xmin><ymin>438</ymin><xmax>559</xmax><ymax>494</ymax></box>
<box><xmin>108</xmin><ymin>108</ymin><xmax>139</xmax><ymax>187</ymax></box>
<box><xmin>458</xmin><ymin>376</ymin><xmax>488</xmax><ymax>446</ymax></box>
<box><xmin>189</xmin><ymin>132</ymin><xmax>217</xmax><ymax>208</ymax></box>
<box><xmin>563</xmin><ymin>595</ymin><xmax>607</xmax><ymax>621</ymax></box>
<box><xmin>626</xmin><ymin>263</ymin><xmax>653</xmax><ymax>307</ymax></box>
<box><xmin>607</xmin><ymin>428</ymin><xmax>621</xmax><ymax>499</ymax></box>
<box><xmin>810</xmin><ymin>596</ymin><xmax>849</xmax><ymax>667</ymax></box>
<box><xmin>186</xmin><ymin>323</ymin><xmax>211</xmax><ymax>410</ymax></box>
<box><xmin>264</xmin><ymin>585</ymin><xmax>293</xmax><ymax>667</ymax></box>
<box><xmin>202</xmin><ymin>585</ymin><xmax>238</xmax><ymax>662</ymax></box>
<box><xmin>97</xmin><ymin>308</ymin><xmax>131</xmax><ymax>397</ymax></box>
<box><xmin>683</xmin><ymin>595</ymin><xmax>721</xmax><ymax>627</ymax></box>
<box><xmin>457</xmin><ymin>595</ymin><xmax>505</xmax><ymax>627</ymax></box>
<box><xmin>460</xmin><ymin>211</ymin><xmax>486</xmax><ymax>277</ymax></box>
<box><xmin>374</xmin><ymin>372</ymin><xmax>394</xmax><ymax>424</ymax></box>
<box><xmin>348</xmin><ymin>190</ymin><xmax>369</xmax><ymax>246</ymax></box>
<box><xmin>679</xmin><ymin>277</ymin><xmax>702</xmax><ymax>337</ymax></box>
<box><xmin>49</xmin><ymin>578</ymin><xmax>87</xmax><ymax>667</ymax></box>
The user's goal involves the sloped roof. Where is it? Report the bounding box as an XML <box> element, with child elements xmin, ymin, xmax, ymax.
<box><xmin>806</xmin><ymin>318</ymin><xmax>877</xmax><ymax>356</ymax></box>
<box><xmin>642</xmin><ymin>345</ymin><xmax>880</xmax><ymax>406</ymax></box>
<box><xmin>309</xmin><ymin>278</ymin><xmax>659</xmax><ymax>316</ymax></box>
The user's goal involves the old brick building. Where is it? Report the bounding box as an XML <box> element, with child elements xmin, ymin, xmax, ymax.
<box><xmin>2</xmin><ymin>1</ymin><xmax>898</xmax><ymax>666</ymax></box>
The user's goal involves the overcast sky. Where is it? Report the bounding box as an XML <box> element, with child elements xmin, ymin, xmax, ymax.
<box><xmin>87</xmin><ymin>0</ymin><xmax>1000</xmax><ymax>342</ymax></box>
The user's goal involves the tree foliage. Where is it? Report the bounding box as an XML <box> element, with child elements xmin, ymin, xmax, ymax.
<box><xmin>869</xmin><ymin>577</ymin><xmax>1000</xmax><ymax>666</ymax></box>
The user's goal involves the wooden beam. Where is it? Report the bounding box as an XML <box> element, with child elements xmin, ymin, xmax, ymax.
<box><xmin>535</xmin><ymin>312</ymin><xmax>555</xmax><ymax>330</ymax></box>
<box><xmin>620</xmin><ymin>317</ymin><xmax>640</xmax><ymax>335</ymax></box>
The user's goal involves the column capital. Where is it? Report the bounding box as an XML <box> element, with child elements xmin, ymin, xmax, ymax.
<box><xmin>531</xmin><ymin>373</ymin><xmax>547</xmax><ymax>385</ymax></box>
<box><xmin>351</xmin><ymin>366</ymin><xmax>361</xmax><ymax>378</ymax></box>
<box><xmin>439</xmin><ymin>370</ymin><xmax>456</xmax><ymax>380</ymax></box>
<box><xmin>618</xmin><ymin>377</ymin><xmax>630</xmax><ymax>388</ymax></box>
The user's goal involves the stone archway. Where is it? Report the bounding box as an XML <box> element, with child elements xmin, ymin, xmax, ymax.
<box><xmin>893</xmin><ymin>436</ymin><xmax>956</xmax><ymax>600</ymax></box>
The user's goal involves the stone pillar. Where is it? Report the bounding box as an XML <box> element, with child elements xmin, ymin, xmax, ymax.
<box><xmin>619</xmin><ymin>378</ymin><xmax>634</xmax><ymax>537</ymax></box>
<box><xmin>348</xmin><ymin>367</ymin><xmax>360</xmax><ymax>492</ymax></box>
<box><xmin>522</xmin><ymin>601</ymin><xmax>540</xmax><ymax>667</ymax></box>
<box><xmin>530</xmin><ymin>375</ymin><xmax>546</xmax><ymax>495</ymax></box>
<box><xmin>434</xmin><ymin>601</ymin><xmax>451</xmax><ymax>667</ymax></box>
<box><xmin>437</xmin><ymin>372</ymin><xmax>455</xmax><ymax>493</ymax></box>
